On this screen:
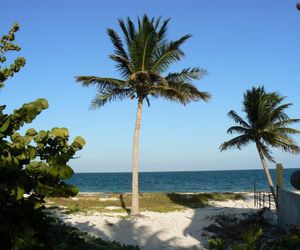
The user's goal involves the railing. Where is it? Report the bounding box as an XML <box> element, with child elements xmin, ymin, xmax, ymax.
<box><xmin>254</xmin><ymin>191</ymin><xmax>277</xmax><ymax>211</ymax></box>
<box><xmin>253</xmin><ymin>181</ymin><xmax>277</xmax><ymax>212</ymax></box>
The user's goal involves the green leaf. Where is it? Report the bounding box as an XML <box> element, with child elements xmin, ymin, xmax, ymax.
<box><xmin>27</xmin><ymin>145</ymin><xmax>37</xmax><ymax>159</ymax></box>
<box><xmin>0</xmin><ymin>118</ymin><xmax>10</xmax><ymax>132</ymax></box>
<box><xmin>42</xmin><ymin>164</ymin><xmax>74</xmax><ymax>179</ymax></box>
<box><xmin>25</xmin><ymin>161</ymin><xmax>47</xmax><ymax>175</ymax></box>
<box><xmin>10</xmin><ymin>132</ymin><xmax>21</xmax><ymax>142</ymax></box>
<box><xmin>34</xmin><ymin>130</ymin><xmax>48</xmax><ymax>143</ymax></box>
<box><xmin>36</xmin><ymin>98</ymin><xmax>49</xmax><ymax>109</ymax></box>
<box><xmin>51</xmin><ymin>127</ymin><xmax>69</xmax><ymax>138</ymax></box>
<box><xmin>72</xmin><ymin>136</ymin><xmax>86</xmax><ymax>150</ymax></box>
<box><xmin>10</xmin><ymin>187</ymin><xmax>25</xmax><ymax>201</ymax></box>
<box><xmin>25</xmin><ymin>128</ymin><xmax>38</xmax><ymax>137</ymax></box>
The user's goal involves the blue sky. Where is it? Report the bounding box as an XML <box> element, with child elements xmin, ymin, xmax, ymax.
<box><xmin>1</xmin><ymin>0</ymin><xmax>300</xmax><ymax>172</ymax></box>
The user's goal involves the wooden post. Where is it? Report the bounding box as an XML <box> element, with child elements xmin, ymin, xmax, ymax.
<box><xmin>253</xmin><ymin>179</ymin><xmax>256</xmax><ymax>207</ymax></box>
<box><xmin>276</xmin><ymin>163</ymin><xmax>283</xmax><ymax>189</ymax></box>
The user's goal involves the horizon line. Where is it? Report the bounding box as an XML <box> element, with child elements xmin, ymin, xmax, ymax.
<box><xmin>74</xmin><ymin>167</ymin><xmax>299</xmax><ymax>174</ymax></box>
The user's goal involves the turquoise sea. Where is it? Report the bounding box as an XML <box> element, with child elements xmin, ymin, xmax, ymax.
<box><xmin>68</xmin><ymin>168</ymin><xmax>299</xmax><ymax>193</ymax></box>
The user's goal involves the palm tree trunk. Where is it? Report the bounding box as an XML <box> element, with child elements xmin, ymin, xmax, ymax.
<box><xmin>131</xmin><ymin>98</ymin><xmax>143</xmax><ymax>216</ymax></box>
<box><xmin>255</xmin><ymin>142</ymin><xmax>277</xmax><ymax>207</ymax></box>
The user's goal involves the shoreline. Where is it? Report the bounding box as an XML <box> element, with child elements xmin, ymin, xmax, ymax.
<box><xmin>78</xmin><ymin>191</ymin><xmax>255</xmax><ymax>195</ymax></box>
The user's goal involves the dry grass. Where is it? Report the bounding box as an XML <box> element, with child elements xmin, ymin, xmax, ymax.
<box><xmin>46</xmin><ymin>192</ymin><xmax>245</xmax><ymax>214</ymax></box>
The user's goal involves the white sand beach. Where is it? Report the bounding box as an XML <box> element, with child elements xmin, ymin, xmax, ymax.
<box><xmin>59</xmin><ymin>193</ymin><xmax>257</xmax><ymax>250</ymax></box>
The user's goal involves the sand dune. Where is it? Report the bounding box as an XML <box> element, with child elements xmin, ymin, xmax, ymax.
<box><xmin>59</xmin><ymin>193</ymin><xmax>257</xmax><ymax>250</ymax></box>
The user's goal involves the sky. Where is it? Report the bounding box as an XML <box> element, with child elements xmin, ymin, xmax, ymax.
<box><xmin>1</xmin><ymin>0</ymin><xmax>300</xmax><ymax>172</ymax></box>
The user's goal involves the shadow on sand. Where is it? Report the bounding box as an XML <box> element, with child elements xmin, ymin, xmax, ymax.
<box><xmin>120</xmin><ymin>194</ymin><xmax>130</xmax><ymax>215</ymax></box>
<box><xmin>60</xmin><ymin>194</ymin><xmax>258</xmax><ymax>250</ymax></box>
<box><xmin>166</xmin><ymin>193</ymin><xmax>258</xmax><ymax>248</ymax></box>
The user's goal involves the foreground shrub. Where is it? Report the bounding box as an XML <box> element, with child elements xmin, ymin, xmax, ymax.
<box><xmin>0</xmin><ymin>23</ymin><xmax>85</xmax><ymax>249</ymax></box>
<box><xmin>208</xmin><ymin>237</ymin><xmax>227</xmax><ymax>250</ymax></box>
<box><xmin>232</xmin><ymin>225</ymin><xmax>263</xmax><ymax>250</ymax></box>
<box><xmin>264</xmin><ymin>228</ymin><xmax>300</xmax><ymax>250</ymax></box>
<box><xmin>205</xmin><ymin>210</ymin><xmax>300</xmax><ymax>250</ymax></box>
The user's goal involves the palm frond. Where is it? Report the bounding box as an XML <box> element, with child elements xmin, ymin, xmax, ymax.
<box><xmin>107</xmin><ymin>28</ymin><xmax>129</xmax><ymax>59</ymax></box>
<box><xmin>145</xmin><ymin>96</ymin><xmax>151</xmax><ymax>107</ymax></box>
<box><xmin>266</xmin><ymin>92</ymin><xmax>286</xmax><ymax>106</ymax></box>
<box><xmin>90</xmin><ymin>88</ymin><xmax>131</xmax><ymax>109</ymax></box>
<box><xmin>227</xmin><ymin>111</ymin><xmax>250</xmax><ymax>128</ymax></box>
<box><xmin>227</xmin><ymin>126</ymin><xmax>251</xmax><ymax>134</ymax></box>
<box><xmin>149</xmin><ymin>84</ymin><xmax>187</xmax><ymax>104</ymax></box>
<box><xmin>109</xmin><ymin>55</ymin><xmax>132</xmax><ymax>78</ymax></box>
<box><xmin>118</xmin><ymin>18</ymin><xmax>130</xmax><ymax>43</ymax></box>
<box><xmin>269</xmin><ymin>103</ymin><xmax>292</xmax><ymax>122</ymax></box>
<box><xmin>273</xmin><ymin>118</ymin><xmax>300</xmax><ymax>128</ymax></box>
<box><xmin>274</xmin><ymin>138</ymin><xmax>300</xmax><ymax>154</ymax></box>
<box><xmin>243</xmin><ymin>86</ymin><xmax>265</xmax><ymax>124</ymax></box>
<box><xmin>257</xmin><ymin>142</ymin><xmax>274</xmax><ymax>162</ymax></box>
<box><xmin>260</xmin><ymin>131</ymin><xmax>278</xmax><ymax>147</ymax></box>
<box><xmin>157</xmin><ymin>17</ymin><xmax>170</xmax><ymax>41</ymax></box>
<box><xmin>165</xmin><ymin>67</ymin><xmax>207</xmax><ymax>82</ymax></box>
<box><xmin>264</xmin><ymin>130</ymin><xmax>300</xmax><ymax>154</ymax></box>
<box><xmin>151</xmin><ymin>34</ymin><xmax>192</xmax><ymax>73</ymax></box>
<box><xmin>153</xmin><ymin>16</ymin><xmax>162</xmax><ymax>29</ymax></box>
<box><xmin>139</xmin><ymin>30</ymin><xmax>159</xmax><ymax>71</ymax></box>
<box><xmin>275</xmin><ymin>127</ymin><xmax>300</xmax><ymax>134</ymax></box>
<box><xmin>128</xmin><ymin>18</ymin><xmax>159</xmax><ymax>72</ymax></box>
<box><xmin>118</xmin><ymin>17</ymin><xmax>137</xmax><ymax>63</ymax></box>
<box><xmin>164</xmin><ymin>80</ymin><xmax>210</xmax><ymax>104</ymax></box>
<box><xmin>75</xmin><ymin>76</ymin><xmax>126</xmax><ymax>90</ymax></box>
<box><xmin>220</xmin><ymin>135</ymin><xmax>252</xmax><ymax>151</ymax></box>
<box><xmin>127</xmin><ymin>17</ymin><xmax>136</xmax><ymax>41</ymax></box>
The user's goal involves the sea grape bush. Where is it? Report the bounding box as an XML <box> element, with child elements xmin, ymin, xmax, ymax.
<box><xmin>0</xmin><ymin>23</ymin><xmax>85</xmax><ymax>249</ymax></box>
<box><xmin>0</xmin><ymin>22</ymin><xmax>26</xmax><ymax>88</ymax></box>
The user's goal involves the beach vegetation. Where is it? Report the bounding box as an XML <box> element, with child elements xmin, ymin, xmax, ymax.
<box><xmin>220</xmin><ymin>86</ymin><xmax>300</xmax><ymax>204</ymax></box>
<box><xmin>264</xmin><ymin>227</ymin><xmax>300</xmax><ymax>249</ymax></box>
<box><xmin>47</xmin><ymin>192</ymin><xmax>245</xmax><ymax>213</ymax></box>
<box><xmin>0</xmin><ymin>23</ymin><xmax>86</xmax><ymax>249</ymax></box>
<box><xmin>208</xmin><ymin>237</ymin><xmax>227</xmax><ymax>250</ymax></box>
<box><xmin>75</xmin><ymin>15</ymin><xmax>210</xmax><ymax>216</ymax></box>
<box><xmin>232</xmin><ymin>225</ymin><xmax>263</xmax><ymax>250</ymax></box>
<box><xmin>66</xmin><ymin>204</ymin><xmax>81</xmax><ymax>214</ymax></box>
<box><xmin>205</xmin><ymin>210</ymin><xmax>300</xmax><ymax>250</ymax></box>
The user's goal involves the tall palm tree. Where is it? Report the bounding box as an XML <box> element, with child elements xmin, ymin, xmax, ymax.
<box><xmin>76</xmin><ymin>15</ymin><xmax>210</xmax><ymax>216</ymax></box>
<box><xmin>220</xmin><ymin>86</ymin><xmax>300</xmax><ymax>203</ymax></box>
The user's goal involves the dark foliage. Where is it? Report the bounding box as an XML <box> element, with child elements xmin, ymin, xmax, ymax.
<box><xmin>205</xmin><ymin>210</ymin><xmax>300</xmax><ymax>250</ymax></box>
<box><xmin>265</xmin><ymin>228</ymin><xmax>300</xmax><ymax>250</ymax></box>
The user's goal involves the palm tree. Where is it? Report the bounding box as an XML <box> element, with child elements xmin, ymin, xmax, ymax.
<box><xmin>76</xmin><ymin>15</ymin><xmax>210</xmax><ymax>216</ymax></box>
<box><xmin>220</xmin><ymin>86</ymin><xmax>300</xmax><ymax>203</ymax></box>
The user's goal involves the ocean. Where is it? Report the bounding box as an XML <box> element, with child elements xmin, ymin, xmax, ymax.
<box><xmin>67</xmin><ymin>168</ymin><xmax>299</xmax><ymax>193</ymax></box>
